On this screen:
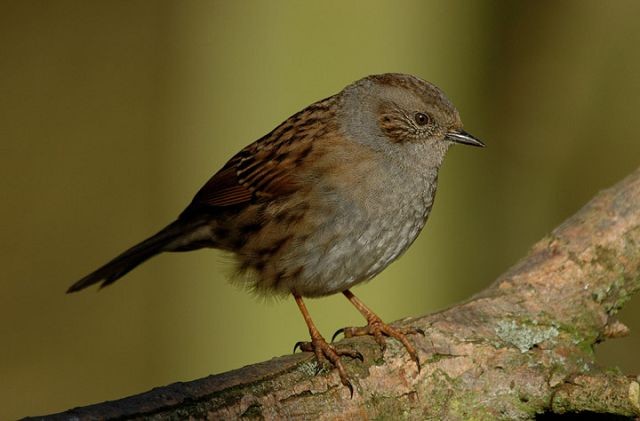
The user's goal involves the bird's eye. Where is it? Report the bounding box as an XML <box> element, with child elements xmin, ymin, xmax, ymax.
<box><xmin>414</xmin><ymin>112</ymin><xmax>430</xmax><ymax>126</ymax></box>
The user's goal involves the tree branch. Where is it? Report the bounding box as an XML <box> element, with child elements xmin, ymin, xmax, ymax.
<box><xmin>31</xmin><ymin>168</ymin><xmax>640</xmax><ymax>420</ymax></box>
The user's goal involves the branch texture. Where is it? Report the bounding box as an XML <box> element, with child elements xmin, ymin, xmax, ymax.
<box><xmin>32</xmin><ymin>168</ymin><xmax>640</xmax><ymax>420</ymax></box>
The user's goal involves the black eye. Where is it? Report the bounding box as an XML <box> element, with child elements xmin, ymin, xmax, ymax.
<box><xmin>414</xmin><ymin>112</ymin><xmax>429</xmax><ymax>126</ymax></box>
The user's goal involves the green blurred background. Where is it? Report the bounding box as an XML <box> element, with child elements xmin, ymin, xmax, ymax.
<box><xmin>1</xmin><ymin>1</ymin><xmax>639</xmax><ymax>419</ymax></box>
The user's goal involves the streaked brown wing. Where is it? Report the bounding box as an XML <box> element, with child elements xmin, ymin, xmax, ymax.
<box><xmin>181</xmin><ymin>94</ymin><xmax>337</xmax><ymax>215</ymax></box>
<box><xmin>192</xmin><ymin>163</ymin><xmax>253</xmax><ymax>207</ymax></box>
<box><xmin>188</xmin><ymin>143</ymin><xmax>300</xmax><ymax>210</ymax></box>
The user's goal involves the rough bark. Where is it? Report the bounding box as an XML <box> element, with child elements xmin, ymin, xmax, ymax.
<box><xmin>30</xmin><ymin>168</ymin><xmax>640</xmax><ymax>420</ymax></box>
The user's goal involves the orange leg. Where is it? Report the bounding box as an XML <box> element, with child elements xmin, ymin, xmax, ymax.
<box><xmin>334</xmin><ymin>289</ymin><xmax>423</xmax><ymax>370</ymax></box>
<box><xmin>292</xmin><ymin>293</ymin><xmax>363</xmax><ymax>396</ymax></box>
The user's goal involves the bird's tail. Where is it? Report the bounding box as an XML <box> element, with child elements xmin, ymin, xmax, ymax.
<box><xmin>67</xmin><ymin>219</ymin><xmax>203</xmax><ymax>293</ymax></box>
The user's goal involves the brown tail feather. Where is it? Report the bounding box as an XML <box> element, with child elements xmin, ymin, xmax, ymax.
<box><xmin>67</xmin><ymin>219</ymin><xmax>198</xmax><ymax>293</ymax></box>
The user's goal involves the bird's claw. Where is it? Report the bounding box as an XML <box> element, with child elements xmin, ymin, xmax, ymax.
<box><xmin>335</xmin><ymin>318</ymin><xmax>423</xmax><ymax>372</ymax></box>
<box><xmin>331</xmin><ymin>327</ymin><xmax>345</xmax><ymax>343</ymax></box>
<box><xmin>293</xmin><ymin>341</ymin><xmax>305</xmax><ymax>354</ymax></box>
<box><xmin>346</xmin><ymin>379</ymin><xmax>354</xmax><ymax>398</ymax></box>
<box><xmin>292</xmin><ymin>336</ymin><xmax>362</xmax><ymax>397</ymax></box>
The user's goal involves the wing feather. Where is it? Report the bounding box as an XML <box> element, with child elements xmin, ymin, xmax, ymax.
<box><xmin>180</xmin><ymin>94</ymin><xmax>337</xmax><ymax>216</ymax></box>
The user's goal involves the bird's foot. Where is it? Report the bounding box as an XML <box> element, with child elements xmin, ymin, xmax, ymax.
<box><xmin>294</xmin><ymin>334</ymin><xmax>363</xmax><ymax>396</ymax></box>
<box><xmin>332</xmin><ymin>315</ymin><xmax>424</xmax><ymax>371</ymax></box>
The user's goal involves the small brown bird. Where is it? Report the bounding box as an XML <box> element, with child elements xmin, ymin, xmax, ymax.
<box><xmin>68</xmin><ymin>73</ymin><xmax>483</xmax><ymax>393</ymax></box>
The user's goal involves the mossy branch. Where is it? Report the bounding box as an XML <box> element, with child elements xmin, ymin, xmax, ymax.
<box><xmin>30</xmin><ymin>168</ymin><xmax>640</xmax><ymax>420</ymax></box>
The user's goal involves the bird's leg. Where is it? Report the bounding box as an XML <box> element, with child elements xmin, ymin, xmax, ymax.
<box><xmin>292</xmin><ymin>293</ymin><xmax>363</xmax><ymax>395</ymax></box>
<box><xmin>334</xmin><ymin>289</ymin><xmax>423</xmax><ymax>370</ymax></box>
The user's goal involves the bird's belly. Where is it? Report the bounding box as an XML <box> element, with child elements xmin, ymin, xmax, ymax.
<box><xmin>232</xmin><ymin>170</ymin><xmax>437</xmax><ymax>298</ymax></box>
<box><xmin>283</xmin><ymin>192</ymin><xmax>432</xmax><ymax>297</ymax></box>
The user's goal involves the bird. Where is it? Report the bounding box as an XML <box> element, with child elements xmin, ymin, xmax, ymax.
<box><xmin>68</xmin><ymin>73</ymin><xmax>484</xmax><ymax>394</ymax></box>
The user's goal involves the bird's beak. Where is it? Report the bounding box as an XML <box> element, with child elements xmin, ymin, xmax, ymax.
<box><xmin>445</xmin><ymin>130</ymin><xmax>485</xmax><ymax>147</ymax></box>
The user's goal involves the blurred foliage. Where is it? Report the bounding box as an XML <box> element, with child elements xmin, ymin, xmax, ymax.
<box><xmin>1</xmin><ymin>1</ymin><xmax>639</xmax><ymax>419</ymax></box>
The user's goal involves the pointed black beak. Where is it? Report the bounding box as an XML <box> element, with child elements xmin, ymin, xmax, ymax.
<box><xmin>445</xmin><ymin>130</ymin><xmax>485</xmax><ymax>147</ymax></box>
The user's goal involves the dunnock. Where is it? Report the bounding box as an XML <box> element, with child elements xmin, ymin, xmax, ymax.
<box><xmin>68</xmin><ymin>73</ymin><xmax>484</xmax><ymax>393</ymax></box>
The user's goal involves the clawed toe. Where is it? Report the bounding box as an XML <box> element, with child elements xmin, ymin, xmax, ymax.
<box><xmin>338</xmin><ymin>290</ymin><xmax>423</xmax><ymax>372</ymax></box>
<box><xmin>331</xmin><ymin>327</ymin><xmax>345</xmax><ymax>343</ymax></box>
<box><xmin>293</xmin><ymin>291</ymin><xmax>422</xmax><ymax>398</ymax></box>
<box><xmin>341</xmin><ymin>348</ymin><xmax>364</xmax><ymax>361</ymax></box>
<box><xmin>293</xmin><ymin>341</ymin><xmax>306</xmax><ymax>354</ymax></box>
<box><xmin>333</xmin><ymin>318</ymin><xmax>423</xmax><ymax>371</ymax></box>
<box><xmin>294</xmin><ymin>339</ymin><xmax>363</xmax><ymax>362</ymax></box>
<box><xmin>293</xmin><ymin>294</ymin><xmax>363</xmax><ymax>397</ymax></box>
<box><xmin>293</xmin><ymin>336</ymin><xmax>363</xmax><ymax>396</ymax></box>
